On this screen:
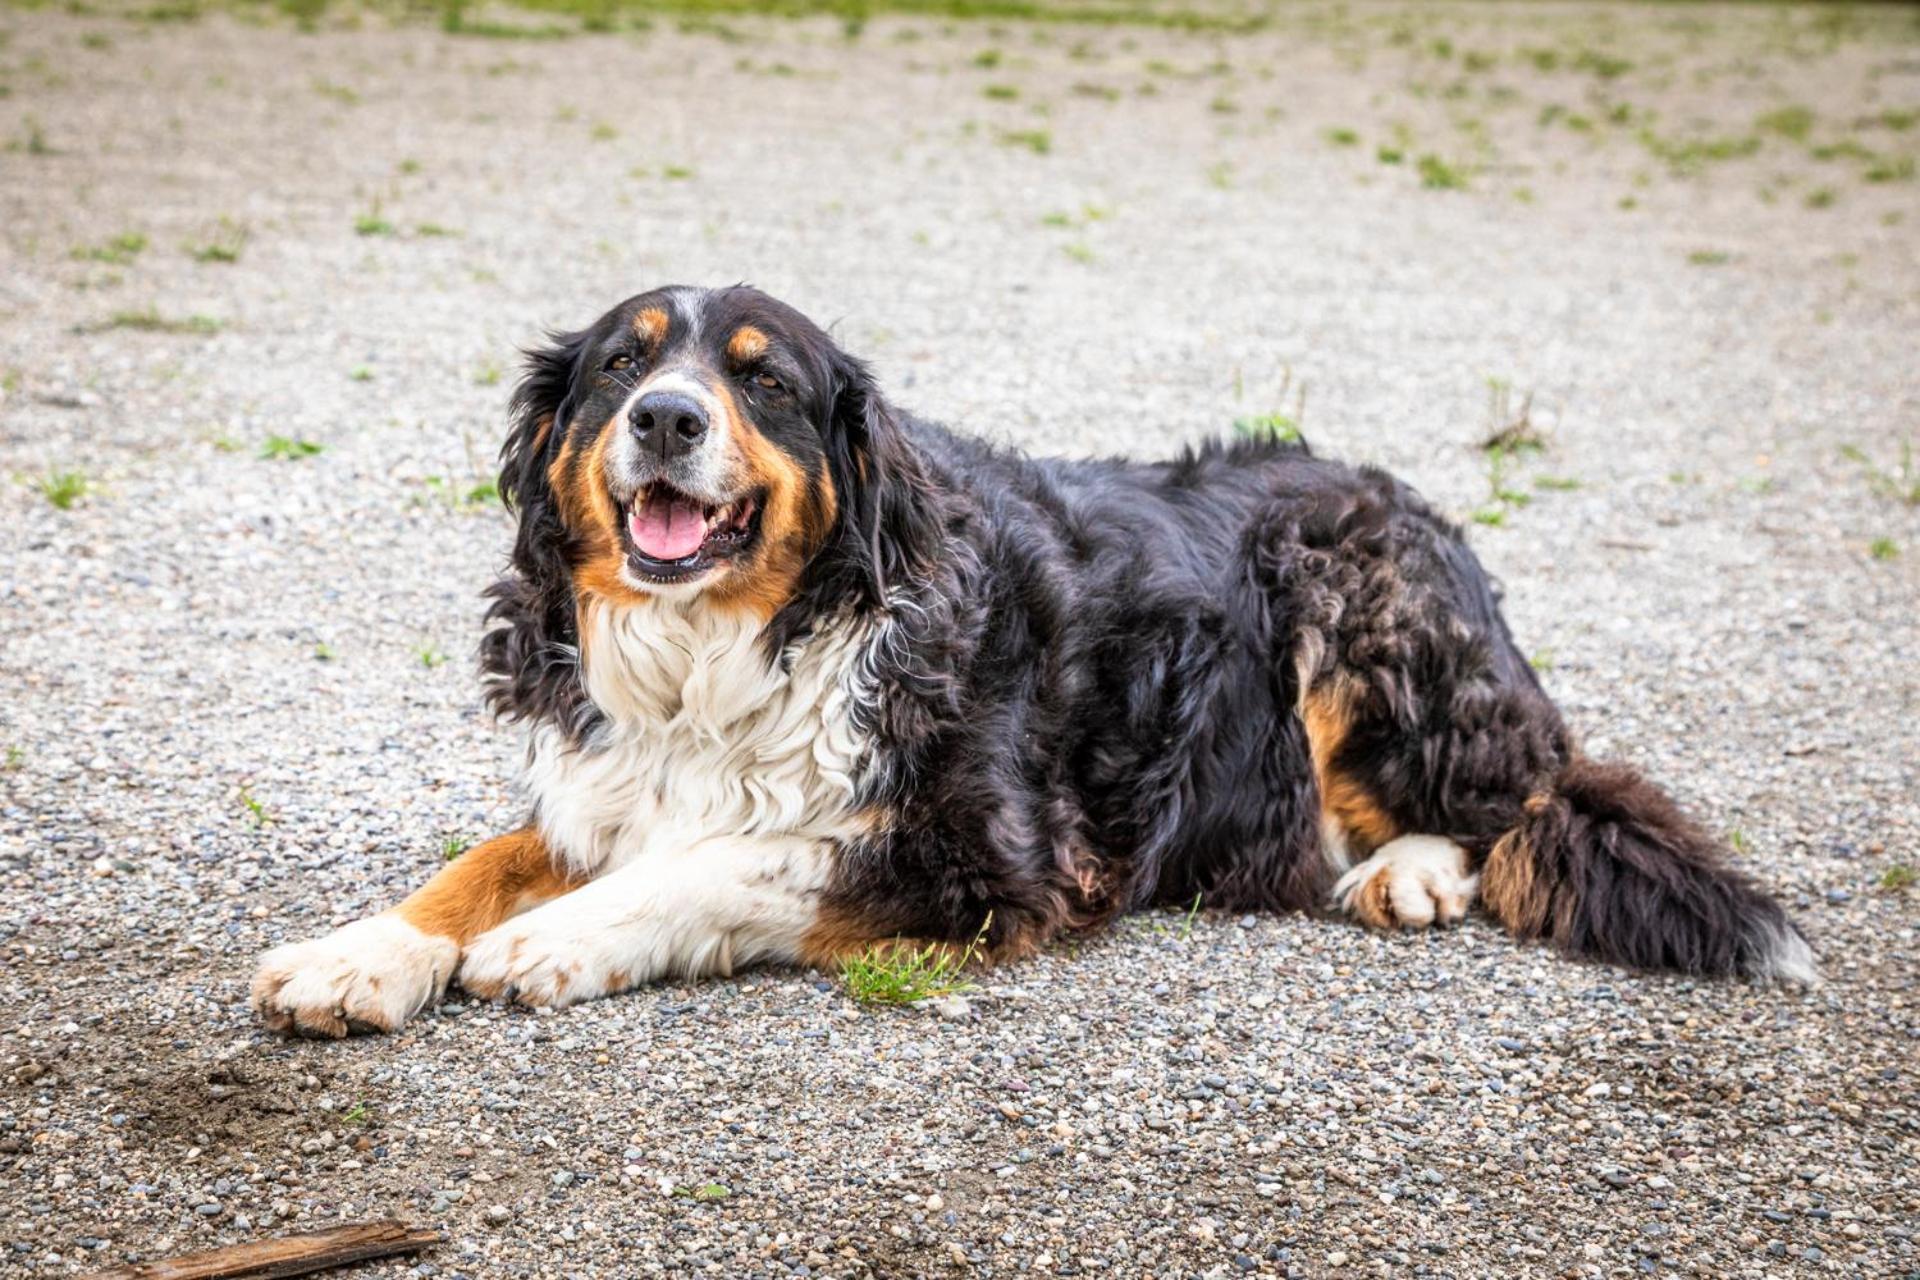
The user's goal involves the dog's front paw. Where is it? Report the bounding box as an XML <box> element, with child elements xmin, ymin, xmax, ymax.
<box><xmin>1333</xmin><ymin>835</ymin><xmax>1479</xmax><ymax>930</ymax></box>
<box><xmin>251</xmin><ymin>914</ymin><xmax>457</xmax><ymax>1037</ymax></box>
<box><xmin>458</xmin><ymin>917</ymin><xmax>629</xmax><ymax>1009</ymax></box>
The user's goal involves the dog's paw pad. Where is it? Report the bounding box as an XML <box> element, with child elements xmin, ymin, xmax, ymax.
<box><xmin>1333</xmin><ymin>835</ymin><xmax>1478</xmax><ymax>931</ymax></box>
<box><xmin>458</xmin><ymin>922</ymin><xmax>615</xmax><ymax>1009</ymax></box>
<box><xmin>251</xmin><ymin>915</ymin><xmax>455</xmax><ymax>1038</ymax></box>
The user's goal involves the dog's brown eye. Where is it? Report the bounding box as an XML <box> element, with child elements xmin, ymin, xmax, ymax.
<box><xmin>605</xmin><ymin>354</ymin><xmax>632</xmax><ymax>372</ymax></box>
<box><xmin>754</xmin><ymin>373</ymin><xmax>782</xmax><ymax>391</ymax></box>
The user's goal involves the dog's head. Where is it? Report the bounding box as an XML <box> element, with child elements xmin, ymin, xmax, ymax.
<box><xmin>486</xmin><ymin>287</ymin><xmax>937</xmax><ymax>721</ymax></box>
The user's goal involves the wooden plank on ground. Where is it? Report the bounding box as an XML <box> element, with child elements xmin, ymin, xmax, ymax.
<box><xmin>78</xmin><ymin>1220</ymin><xmax>440</xmax><ymax>1280</ymax></box>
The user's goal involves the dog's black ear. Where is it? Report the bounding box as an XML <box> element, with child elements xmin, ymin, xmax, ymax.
<box><xmin>823</xmin><ymin>352</ymin><xmax>941</xmax><ymax>604</ymax></box>
<box><xmin>481</xmin><ymin>331</ymin><xmax>600</xmax><ymax>736</ymax></box>
<box><xmin>498</xmin><ymin>330</ymin><xmax>585</xmax><ymax>519</ymax></box>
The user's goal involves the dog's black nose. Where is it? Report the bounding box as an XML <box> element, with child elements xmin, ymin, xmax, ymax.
<box><xmin>629</xmin><ymin>391</ymin><xmax>708</xmax><ymax>452</ymax></box>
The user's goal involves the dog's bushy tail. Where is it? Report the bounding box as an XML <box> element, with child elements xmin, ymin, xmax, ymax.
<box><xmin>1480</xmin><ymin>757</ymin><xmax>1815</xmax><ymax>983</ymax></box>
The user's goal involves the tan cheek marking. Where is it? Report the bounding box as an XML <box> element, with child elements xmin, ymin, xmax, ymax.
<box><xmin>727</xmin><ymin>325</ymin><xmax>768</xmax><ymax>363</ymax></box>
<box><xmin>569</xmin><ymin>420</ymin><xmax>651</xmax><ymax>604</ymax></box>
<box><xmin>709</xmin><ymin>385</ymin><xmax>821</xmax><ymax>619</ymax></box>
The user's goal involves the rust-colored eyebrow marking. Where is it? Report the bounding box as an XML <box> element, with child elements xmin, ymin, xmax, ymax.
<box><xmin>727</xmin><ymin>325</ymin><xmax>768</xmax><ymax>363</ymax></box>
<box><xmin>634</xmin><ymin>307</ymin><xmax>669</xmax><ymax>343</ymax></box>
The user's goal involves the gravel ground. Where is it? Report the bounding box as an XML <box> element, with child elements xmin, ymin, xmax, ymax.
<box><xmin>2</xmin><ymin>3</ymin><xmax>1917</xmax><ymax>1277</ymax></box>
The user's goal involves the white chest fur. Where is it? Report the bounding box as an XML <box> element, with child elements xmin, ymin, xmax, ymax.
<box><xmin>523</xmin><ymin>598</ymin><xmax>877</xmax><ymax>877</ymax></box>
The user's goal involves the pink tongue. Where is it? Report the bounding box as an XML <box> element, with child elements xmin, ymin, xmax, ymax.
<box><xmin>630</xmin><ymin>491</ymin><xmax>709</xmax><ymax>561</ymax></box>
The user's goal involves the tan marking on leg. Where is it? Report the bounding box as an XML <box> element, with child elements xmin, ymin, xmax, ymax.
<box><xmin>1303</xmin><ymin>679</ymin><xmax>1401</xmax><ymax>855</ymax></box>
<box><xmin>396</xmin><ymin>828</ymin><xmax>583</xmax><ymax>945</ymax></box>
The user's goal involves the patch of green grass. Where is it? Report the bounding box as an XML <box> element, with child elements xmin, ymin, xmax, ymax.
<box><xmin>1571</xmin><ymin>48</ymin><xmax>1632</xmax><ymax>80</ymax></box>
<box><xmin>312</xmin><ymin>78</ymin><xmax>360</xmax><ymax>106</ymax></box>
<box><xmin>1177</xmin><ymin>891</ymin><xmax>1202</xmax><ymax>941</ymax></box>
<box><xmin>1756</xmin><ymin>104</ymin><xmax>1814</xmax><ymax>143</ymax></box>
<box><xmin>187</xmin><ymin>218</ymin><xmax>248</xmax><ymax>263</ymax></box>
<box><xmin>1864</xmin><ymin>155</ymin><xmax>1915</xmax><ymax>184</ymax></box>
<box><xmin>1804</xmin><ymin>186</ymin><xmax>1837</xmax><ymax>209</ymax></box>
<box><xmin>1205</xmin><ymin>160</ymin><xmax>1234</xmax><ymax>189</ymax></box>
<box><xmin>998</xmin><ymin>128</ymin><xmax>1051</xmax><ymax>154</ymax></box>
<box><xmin>1876</xmin><ymin>110</ymin><xmax>1916</xmax><ymax>133</ymax></box>
<box><xmin>1639</xmin><ymin>130</ymin><xmax>1760</xmax><ymax>176</ymax></box>
<box><xmin>440</xmin><ymin>0</ymin><xmax>571</xmax><ymax>38</ymax></box>
<box><xmin>590</xmin><ymin>121</ymin><xmax>618</xmax><ymax>141</ymax></box>
<box><xmin>98</xmin><ymin>309</ymin><xmax>221</xmax><ymax>334</ymax></box>
<box><xmin>260</xmin><ymin>435</ymin><xmax>325</xmax><ymax>461</ymax></box>
<box><xmin>982</xmin><ymin>83</ymin><xmax>1017</xmax><ymax>100</ymax></box>
<box><xmin>70</xmin><ymin>232</ymin><xmax>147</xmax><ymax>265</ymax></box>
<box><xmin>416</xmin><ymin>645</ymin><xmax>448</xmax><ymax>669</ymax></box>
<box><xmin>1687</xmin><ymin>250</ymin><xmax>1731</xmax><ymax>266</ymax></box>
<box><xmin>1375</xmin><ymin>145</ymin><xmax>1403</xmax><ymax>165</ymax></box>
<box><xmin>475</xmin><ymin>360</ymin><xmax>503</xmax><ymax>386</ymax></box>
<box><xmin>341</xmin><ymin>1102</ymin><xmax>370</xmax><ymax>1124</ymax></box>
<box><xmin>38</xmin><ymin>469</ymin><xmax>90</xmax><ymax>509</ymax></box>
<box><xmin>349</xmin><ymin>365</ymin><xmax>373</xmax><ymax>382</ymax></box>
<box><xmin>1528</xmin><ymin>649</ymin><xmax>1555</xmax><ymax>673</ymax></box>
<box><xmin>355</xmin><ymin>206</ymin><xmax>396</xmax><ymax>236</ymax></box>
<box><xmin>1232</xmin><ymin>413</ymin><xmax>1301</xmax><ymax>445</ymax></box>
<box><xmin>1868</xmin><ymin>537</ymin><xmax>1898</xmax><ymax>561</ymax></box>
<box><xmin>674</xmin><ymin>1183</ymin><xmax>730</xmax><ymax>1202</ymax></box>
<box><xmin>1416</xmin><ymin>153</ymin><xmax>1467</xmax><ymax>190</ymax></box>
<box><xmin>1324</xmin><ymin>126</ymin><xmax>1360</xmax><ymax>147</ymax></box>
<box><xmin>972</xmin><ymin>48</ymin><xmax>1001</xmax><ymax>67</ymax></box>
<box><xmin>1879</xmin><ymin>864</ymin><xmax>1916</xmax><ymax>891</ymax></box>
<box><xmin>313</xmin><ymin>641</ymin><xmax>336</xmax><ymax>661</ymax></box>
<box><xmin>16</xmin><ymin>117</ymin><xmax>54</xmax><ymax>156</ymax></box>
<box><xmin>3</xmin><ymin>746</ymin><xmax>22</xmax><ymax>771</ymax></box>
<box><xmin>1844</xmin><ymin>411</ymin><xmax>1915</xmax><ymax>481</ymax></box>
<box><xmin>239</xmin><ymin>786</ymin><xmax>270</xmax><ymax>826</ymax></box>
<box><xmin>442</xmin><ymin>835</ymin><xmax>472</xmax><ymax>860</ymax></box>
<box><xmin>661</xmin><ymin>163</ymin><xmax>696</xmax><ymax>179</ymax></box>
<box><xmin>1534</xmin><ymin>475</ymin><xmax>1581</xmax><ymax>491</ymax></box>
<box><xmin>420</xmin><ymin>474</ymin><xmax>501</xmax><ymax>510</ymax></box>
<box><xmin>1728</xmin><ymin>828</ymin><xmax>1750</xmax><ymax>854</ymax></box>
<box><xmin>842</xmin><ymin>916</ymin><xmax>988</xmax><ymax>1005</ymax></box>
<box><xmin>1061</xmin><ymin>240</ymin><xmax>1094</xmax><ymax>263</ymax></box>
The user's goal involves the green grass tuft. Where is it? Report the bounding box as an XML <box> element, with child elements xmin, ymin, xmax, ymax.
<box><xmin>98</xmin><ymin>309</ymin><xmax>221</xmax><ymax>335</ymax></box>
<box><xmin>38</xmin><ymin>469</ymin><xmax>90</xmax><ymax>509</ymax></box>
<box><xmin>842</xmin><ymin>917</ymin><xmax>988</xmax><ymax>1005</ymax></box>
<box><xmin>71</xmin><ymin>232</ymin><xmax>148</xmax><ymax>265</ymax></box>
<box><xmin>1416</xmin><ymin>153</ymin><xmax>1467</xmax><ymax>190</ymax></box>
<box><xmin>997</xmin><ymin>128</ymin><xmax>1051</xmax><ymax>154</ymax></box>
<box><xmin>1756</xmin><ymin>104</ymin><xmax>1814</xmax><ymax>143</ymax></box>
<box><xmin>260</xmin><ymin>435</ymin><xmax>325</xmax><ymax>460</ymax></box>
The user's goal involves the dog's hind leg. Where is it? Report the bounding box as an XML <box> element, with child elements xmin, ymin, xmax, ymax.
<box><xmin>1275</xmin><ymin>472</ymin><xmax>1811</xmax><ymax>980</ymax></box>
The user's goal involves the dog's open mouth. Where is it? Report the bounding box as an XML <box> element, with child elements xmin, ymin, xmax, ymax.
<box><xmin>621</xmin><ymin>482</ymin><xmax>762</xmax><ymax>582</ymax></box>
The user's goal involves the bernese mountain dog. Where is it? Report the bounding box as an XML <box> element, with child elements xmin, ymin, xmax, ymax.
<box><xmin>252</xmin><ymin>284</ymin><xmax>1815</xmax><ymax>1036</ymax></box>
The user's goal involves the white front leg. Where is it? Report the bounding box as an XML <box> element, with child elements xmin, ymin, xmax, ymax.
<box><xmin>456</xmin><ymin>834</ymin><xmax>831</xmax><ymax>1008</ymax></box>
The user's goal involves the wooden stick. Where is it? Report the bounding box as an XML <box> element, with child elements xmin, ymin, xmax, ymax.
<box><xmin>79</xmin><ymin>1220</ymin><xmax>440</xmax><ymax>1280</ymax></box>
